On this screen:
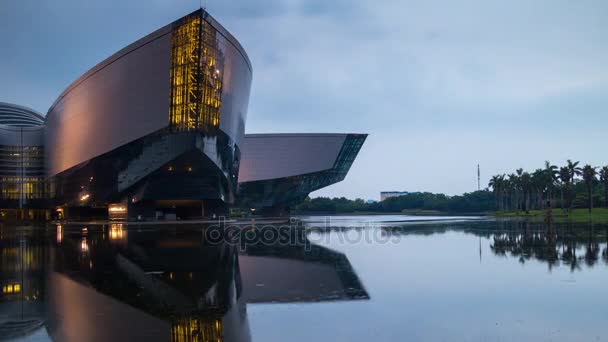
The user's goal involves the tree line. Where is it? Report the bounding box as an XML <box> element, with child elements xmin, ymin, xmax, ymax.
<box><xmin>295</xmin><ymin>190</ymin><xmax>495</xmax><ymax>214</ymax></box>
<box><xmin>295</xmin><ymin>160</ymin><xmax>608</xmax><ymax>215</ymax></box>
<box><xmin>488</xmin><ymin>160</ymin><xmax>608</xmax><ymax>213</ymax></box>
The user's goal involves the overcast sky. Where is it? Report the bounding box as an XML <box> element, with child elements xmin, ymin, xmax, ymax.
<box><xmin>1</xmin><ymin>0</ymin><xmax>607</xmax><ymax>201</ymax></box>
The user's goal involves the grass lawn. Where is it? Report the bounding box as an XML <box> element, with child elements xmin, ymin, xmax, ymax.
<box><xmin>492</xmin><ymin>208</ymin><xmax>608</xmax><ymax>223</ymax></box>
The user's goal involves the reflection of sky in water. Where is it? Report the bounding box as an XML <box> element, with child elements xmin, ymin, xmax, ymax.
<box><xmin>299</xmin><ymin>214</ymin><xmax>484</xmax><ymax>228</ymax></box>
<box><xmin>250</xmin><ymin>217</ymin><xmax>608</xmax><ymax>342</ymax></box>
<box><xmin>3</xmin><ymin>218</ymin><xmax>608</xmax><ymax>341</ymax></box>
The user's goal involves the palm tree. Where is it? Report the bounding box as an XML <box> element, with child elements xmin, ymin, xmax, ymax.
<box><xmin>504</xmin><ymin>176</ymin><xmax>514</xmax><ymax>211</ymax></box>
<box><xmin>531</xmin><ymin>169</ymin><xmax>545</xmax><ymax>209</ymax></box>
<box><xmin>582</xmin><ymin>165</ymin><xmax>597</xmax><ymax>213</ymax></box>
<box><xmin>489</xmin><ymin>175</ymin><xmax>504</xmax><ymax>211</ymax></box>
<box><xmin>543</xmin><ymin>161</ymin><xmax>558</xmax><ymax>206</ymax></box>
<box><xmin>599</xmin><ymin>166</ymin><xmax>608</xmax><ymax>208</ymax></box>
<box><xmin>520</xmin><ymin>172</ymin><xmax>532</xmax><ymax>213</ymax></box>
<box><xmin>566</xmin><ymin>160</ymin><xmax>582</xmax><ymax>210</ymax></box>
<box><xmin>566</xmin><ymin>159</ymin><xmax>582</xmax><ymax>183</ymax></box>
<box><xmin>515</xmin><ymin>169</ymin><xmax>524</xmax><ymax>211</ymax></box>
<box><xmin>558</xmin><ymin>166</ymin><xmax>570</xmax><ymax>211</ymax></box>
<box><xmin>508</xmin><ymin>172</ymin><xmax>517</xmax><ymax>211</ymax></box>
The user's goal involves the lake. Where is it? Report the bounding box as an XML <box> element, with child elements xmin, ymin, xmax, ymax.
<box><xmin>1</xmin><ymin>216</ymin><xmax>607</xmax><ymax>341</ymax></box>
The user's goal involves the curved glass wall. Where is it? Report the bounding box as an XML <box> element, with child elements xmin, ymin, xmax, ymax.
<box><xmin>0</xmin><ymin>144</ymin><xmax>45</xmax><ymax>202</ymax></box>
<box><xmin>0</xmin><ymin>104</ymin><xmax>47</xmax><ymax>214</ymax></box>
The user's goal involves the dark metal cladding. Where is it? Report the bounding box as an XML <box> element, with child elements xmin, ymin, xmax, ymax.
<box><xmin>44</xmin><ymin>9</ymin><xmax>252</xmax><ymax>213</ymax></box>
<box><xmin>237</xmin><ymin>134</ymin><xmax>367</xmax><ymax>213</ymax></box>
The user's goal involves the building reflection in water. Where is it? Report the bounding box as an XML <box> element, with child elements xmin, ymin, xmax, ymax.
<box><xmin>0</xmin><ymin>226</ymin><xmax>50</xmax><ymax>340</ymax></box>
<box><xmin>3</xmin><ymin>220</ymin><xmax>608</xmax><ymax>340</ymax></box>
<box><xmin>34</xmin><ymin>223</ymin><xmax>369</xmax><ymax>342</ymax></box>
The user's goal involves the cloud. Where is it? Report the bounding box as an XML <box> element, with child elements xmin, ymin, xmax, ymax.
<box><xmin>1</xmin><ymin>0</ymin><xmax>607</xmax><ymax>199</ymax></box>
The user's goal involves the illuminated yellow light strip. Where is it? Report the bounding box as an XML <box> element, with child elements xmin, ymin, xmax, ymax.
<box><xmin>169</xmin><ymin>14</ymin><xmax>223</xmax><ymax>132</ymax></box>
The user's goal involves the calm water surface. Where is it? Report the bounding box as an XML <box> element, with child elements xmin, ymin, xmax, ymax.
<box><xmin>1</xmin><ymin>216</ymin><xmax>608</xmax><ymax>341</ymax></box>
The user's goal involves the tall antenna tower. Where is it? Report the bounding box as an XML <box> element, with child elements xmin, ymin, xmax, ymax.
<box><xmin>477</xmin><ymin>164</ymin><xmax>480</xmax><ymax>191</ymax></box>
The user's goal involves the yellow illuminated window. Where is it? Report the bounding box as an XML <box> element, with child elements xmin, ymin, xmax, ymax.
<box><xmin>171</xmin><ymin>318</ymin><xmax>223</xmax><ymax>342</ymax></box>
<box><xmin>169</xmin><ymin>12</ymin><xmax>224</xmax><ymax>132</ymax></box>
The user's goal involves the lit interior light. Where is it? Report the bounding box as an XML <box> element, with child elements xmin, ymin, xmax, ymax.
<box><xmin>80</xmin><ymin>238</ymin><xmax>89</xmax><ymax>252</ymax></box>
<box><xmin>13</xmin><ymin>284</ymin><xmax>20</xmax><ymax>293</ymax></box>
<box><xmin>187</xmin><ymin>166</ymin><xmax>193</xmax><ymax>172</ymax></box>
<box><xmin>57</xmin><ymin>225</ymin><xmax>63</xmax><ymax>244</ymax></box>
<box><xmin>109</xmin><ymin>224</ymin><xmax>126</xmax><ymax>240</ymax></box>
<box><xmin>168</xmin><ymin>166</ymin><xmax>174</xmax><ymax>171</ymax></box>
<box><xmin>80</xmin><ymin>194</ymin><xmax>90</xmax><ymax>201</ymax></box>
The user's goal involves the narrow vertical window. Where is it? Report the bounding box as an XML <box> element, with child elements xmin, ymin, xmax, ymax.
<box><xmin>169</xmin><ymin>11</ymin><xmax>224</xmax><ymax>132</ymax></box>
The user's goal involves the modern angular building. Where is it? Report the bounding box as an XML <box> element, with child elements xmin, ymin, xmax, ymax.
<box><xmin>237</xmin><ymin>134</ymin><xmax>367</xmax><ymax>215</ymax></box>
<box><xmin>45</xmin><ymin>9</ymin><xmax>252</xmax><ymax>219</ymax></box>
<box><xmin>0</xmin><ymin>103</ymin><xmax>47</xmax><ymax>219</ymax></box>
<box><xmin>0</xmin><ymin>9</ymin><xmax>366</xmax><ymax>220</ymax></box>
<box><xmin>44</xmin><ymin>226</ymin><xmax>368</xmax><ymax>341</ymax></box>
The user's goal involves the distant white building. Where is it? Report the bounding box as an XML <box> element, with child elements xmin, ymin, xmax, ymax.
<box><xmin>380</xmin><ymin>191</ymin><xmax>409</xmax><ymax>201</ymax></box>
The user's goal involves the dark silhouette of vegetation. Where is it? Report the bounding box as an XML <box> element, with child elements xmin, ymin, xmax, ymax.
<box><xmin>582</xmin><ymin>165</ymin><xmax>597</xmax><ymax>213</ymax></box>
<box><xmin>600</xmin><ymin>166</ymin><xmax>608</xmax><ymax>211</ymax></box>
<box><xmin>296</xmin><ymin>190</ymin><xmax>495</xmax><ymax>214</ymax></box>
<box><xmin>296</xmin><ymin>160</ymin><xmax>608</xmax><ymax>215</ymax></box>
<box><xmin>488</xmin><ymin>160</ymin><xmax>608</xmax><ymax>214</ymax></box>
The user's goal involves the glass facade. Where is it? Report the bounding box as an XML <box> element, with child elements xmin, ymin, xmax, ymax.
<box><xmin>0</xmin><ymin>227</ymin><xmax>49</xmax><ymax>338</ymax></box>
<box><xmin>238</xmin><ymin>134</ymin><xmax>367</xmax><ymax>212</ymax></box>
<box><xmin>0</xmin><ymin>145</ymin><xmax>45</xmax><ymax>203</ymax></box>
<box><xmin>0</xmin><ymin>104</ymin><xmax>47</xmax><ymax>213</ymax></box>
<box><xmin>169</xmin><ymin>12</ymin><xmax>224</xmax><ymax>132</ymax></box>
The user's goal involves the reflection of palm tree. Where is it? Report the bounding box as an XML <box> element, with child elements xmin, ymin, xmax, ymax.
<box><xmin>487</xmin><ymin>221</ymin><xmax>608</xmax><ymax>272</ymax></box>
<box><xmin>561</xmin><ymin>227</ymin><xmax>581</xmax><ymax>272</ymax></box>
<box><xmin>582</xmin><ymin>222</ymin><xmax>599</xmax><ymax>267</ymax></box>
